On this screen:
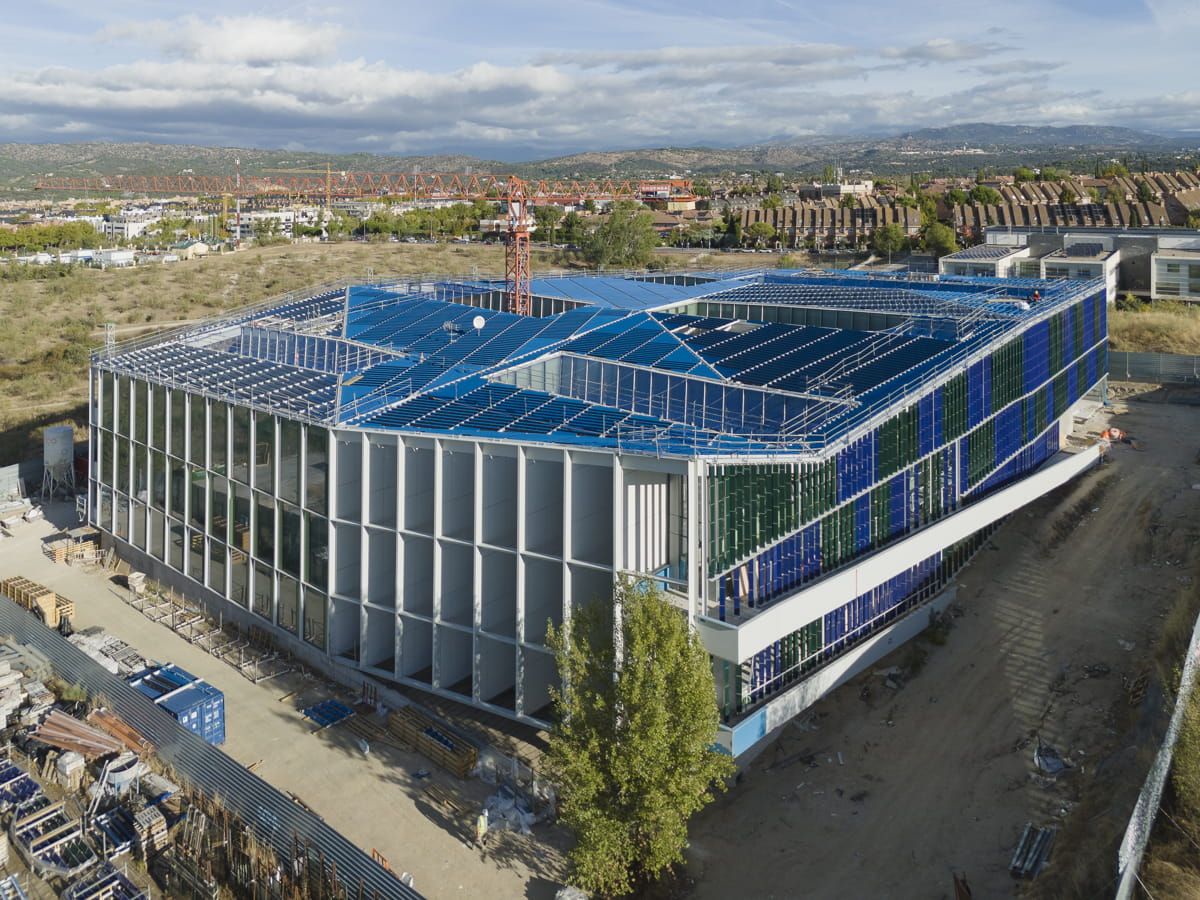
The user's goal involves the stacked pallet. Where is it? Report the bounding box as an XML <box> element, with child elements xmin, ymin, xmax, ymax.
<box><xmin>132</xmin><ymin>806</ymin><xmax>168</xmax><ymax>859</ymax></box>
<box><xmin>388</xmin><ymin>707</ymin><xmax>478</xmax><ymax>779</ymax></box>
<box><xmin>0</xmin><ymin>576</ymin><xmax>74</xmax><ymax>628</ymax></box>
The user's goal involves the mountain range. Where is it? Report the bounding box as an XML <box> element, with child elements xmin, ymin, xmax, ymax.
<box><xmin>0</xmin><ymin>124</ymin><xmax>1194</xmax><ymax>189</ymax></box>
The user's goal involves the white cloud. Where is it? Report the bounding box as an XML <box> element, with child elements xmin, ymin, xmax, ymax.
<box><xmin>882</xmin><ymin>38</ymin><xmax>1010</xmax><ymax>62</ymax></box>
<box><xmin>100</xmin><ymin>15</ymin><xmax>343</xmax><ymax>65</ymax></box>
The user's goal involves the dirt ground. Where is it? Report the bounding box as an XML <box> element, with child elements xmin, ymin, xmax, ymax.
<box><xmin>688</xmin><ymin>385</ymin><xmax>1200</xmax><ymax>900</ymax></box>
<box><xmin>0</xmin><ymin>506</ymin><xmax>569</xmax><ymax>900</ymax></box>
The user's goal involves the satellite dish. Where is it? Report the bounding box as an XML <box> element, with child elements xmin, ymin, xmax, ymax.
<box><xmin>472</xmin><ymin>315</ymin><xmax>486</xmax><ymax>332</ymax></box>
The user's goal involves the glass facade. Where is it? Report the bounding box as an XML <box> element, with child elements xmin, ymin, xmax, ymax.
<box><xmin>90</xmin><ymin>378</ymin><xmax>331</xmax><ymax>651</ymax></box>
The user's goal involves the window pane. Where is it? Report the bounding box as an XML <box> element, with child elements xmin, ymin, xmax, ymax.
<box><xmin>101</xmin><ymin>372</ymin><xmax>114</xmax><ymax>431</ymax></box>
<box><xmin>97</xmin><ymin>432</ymin><xmax>110</xmax><ymax>488</ymax></box>
<box><xmin>169</xmin><ymin>458</ymin><xmax>186</xmax><ymax>519</ymax></box>
<box><xmin>135</xmin><ymin>379</ymin><xmax>148</xmax><ymax>444</ymax></box>
<box><xmin>132</xmin><ymin>445</ymin><xmax>148</xmax><ymax>504</ymax></box>
<box><xmin>255</xmin><ymin>413</ymin><xmax>275</xmax><ymax>491</ymax></box>
<box><xmin>99</xmin><ymin>486</ymin><xmax>113</xmax><ymax>531</ymax></box>
<box><xmin>278</xmin><ymin>576</ymin><xmax>299</xmax><ymax>634</ymax></box>
<box><xmin>150</xmin><ymin>509</ymin><xmax>165</xmax><ymax>560</ymax></box>
<box><xmin>253</xmin><ymin>563</ymin><xmax>273</xmax><ymax>619</ymax></box>
<box><xmin>233</xmin><ymin>484</ymin><xmax>252</xmax><ymax>554</ymax></box>
<box><xmin>169</xmin><ymin>519</ymin><xmax>185</xmax><ymax>571</ymax></box>
<box><xmin>279</xmin><ymin>419</ymin><xmax>301</xmax><ymax>505</ymax></box>
<box><xmin>188</xmin><ymin>529</ymin><xmax>204</xmax><ymax>582</ymax></box>
<box><xmin>229</xmin><ymin>550</ymin><xmax>250</xmax><ymax>607</ymax></box>
<box><xmin>232</xmin><ymin>406</ymin><xmax>251</xmax><ymax>484</ymax></box>
<box><xmin>280</xmin><ymin>503</ymin><xmax>301</xmax><ymax>578</ymax></box>
<box><xmin>208</xmin><ymin>540</ymin><xmax>227</xmax><ymax>595</ymax></box>
<box><xmin>211</xmin><ymin>402</ymin><xmax>228</xmax><ymax>475</ymax></box>
<box><xmin>189</xmin><ymin>468</ymin><xmax>206</xmax><ymax>530</ymax></box>
<box><xmin>170</xmin><ymin>389</ymin><xmax>185</xmax><ymax>457</ymax></box>
<box><xmin>116</xmin><ymin>376</ymin><xmax>130</xmax><ymax>436</ymax></box>
<box><xmin>151</xmin><ymin>385</ymin><xmax>167</xmax><ymax>450</ymax></box>
<box><xmin>305</xmin><ymin>427</ymin><xmax>327</xmax><ymax>513</ymax></box>
<box><xmin>132</xmin><ymin>501</ymin><xmax>147</xmax><ymax>550</ymax></box>
<box><xmin>210</xmin><ymin>476</ymin><xmax>229</xmax><ymax>541</ymax></box>
<box><xmin>304</xmin><ymin>588</ymin><xmax>326</xmax><ymax>649</ymax></box>
<box><xmin>189</xmin><ymin>396</ymin><xmax>206</xmax><ymax>467</ymax></box>
<box><xmin>115</xmin><ymin>494</ymin><xmax>129</xmax><ymax>541</ymax></box>
<box><xmin>305</xmin><ymin>512</ymin><xmax>328</xmax><ymax>589</ymax></box>
<box><xmin>255</xmin><ymin>493</ymin><xmax>275</xmax><ymax>563</ymax></box>
<box><xmin>150</xmin><ymin>451</ymin><xmax>166</xmax><ymax>510</ymax></box>
<box><xmin>116</xmin><ymin>439</ymin><xmax>130</xmax><ymax>496</ymax></box>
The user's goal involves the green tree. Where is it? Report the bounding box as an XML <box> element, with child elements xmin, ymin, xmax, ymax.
<box><xmin>821</xmin><ymin>164</ymin><xmax>836</xmax><ymax>183</ymax></box>
<box><xmin>582</xmin><ymin>201</ymin><xmax>658</xmax><ymax>267</ymax></box>
<box><xmin>1187</xmin><ymin>210</ymin><xmax>1200</xmax><ymax>229</ymax></box>
<box><xmin>923</xmin><ymin>222</ymin><xmax>957</xmax><ymax>258</ymax></box>
<box><xmin>546</xmin><ymin>579</ymin><xmax>734</xmax><ymax>897</ymax></box>
<box><xmin>946</xmin><ymin>188</ymin><xmax>968</xmax><ymax>206</ymax></box>
<box><xmin>1099</xmin><ymin>161</ymin><xmax>1130</xmax><ymax>178</ymax></box>
<box><xmin>533</xmin><ymin>205</ymin><xmax>564</xmax><ymax>243</ymax></box>
<box><xmin>1013</xmin><ymin>166</ymin><xmax>1036</xmax><ymax>183</ymax></box>
<box><xmin>1087</xmin><ymin>186</ymin><xmax>1102</xmax><ymax>203</ymax></box>
<box><xmin>724</xmin><ymin>213</ymin><xmax>742</xmax><ymax>247</ymax></box>
<box><xmin>762</xmin><ymin>194</ymin><xmax>782</xmax><ymax>211</ymax></box>
<box><xmin>838</xmin><ymin>195</ymin><xmax>857</xmax><ymax>210</ymax></box>
<box><xmin>583</xmin><ymin>198</ymin><xmax>597</xmax><ymax>214</ymax></box>
<box><xmin>1059</xmin><ymin>185</ymin><xmax>1078</xmax><ymax>205</ymax></box>
<box><xmin>746</xmin><ymin>221</ymin><xmax>776</xmax><ymax>246</ymax></box>
<box><xmin>1136</xmin><ymin>180</ymin><xmax>1155</xmax><ymax>202</ymax></box>
<box><xmin>765</xmin><ymin>173</ymin><xmax>785</xmax><ymax>194</ymax></box>
<box><xmin>967</xmin><ymin>185</ymin><xmax>1003</xmax><ymax>205</ymax></box>
<box><xmin>872</xmin><ymin>223</ymin><xmax>907</xmax><ymax>261</ymax></box>
<box><xmin>561</xmin><ymin>211</ymin><xmax>585</xmax><ymax>244</ymax></box>
<box><xmin>692</xmin><ymin>179</ymin><xmax>712</xmax><ymax>198</ymax></box>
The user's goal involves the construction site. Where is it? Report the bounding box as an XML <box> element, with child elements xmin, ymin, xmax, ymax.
<box><xmin>10</xmin><ymin>250</ymin><xmax>1200</xmax><ymax>897</ymax></box>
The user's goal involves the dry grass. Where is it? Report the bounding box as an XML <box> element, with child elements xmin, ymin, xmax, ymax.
<box><xmin>1109</xmin><ymin>304</ymin><xmax>1200</xmax><ymax>355</ymax></box>
<box><xmin>0</xmin><ymin>240</ymin><xmax>761</xmax><ymax>463</ymax></box>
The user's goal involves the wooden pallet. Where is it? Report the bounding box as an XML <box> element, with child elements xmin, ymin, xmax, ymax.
<box><xmin>388</xmin><ymin>707</ymin><xmax>477</xmax><ymax>779</ymax></box>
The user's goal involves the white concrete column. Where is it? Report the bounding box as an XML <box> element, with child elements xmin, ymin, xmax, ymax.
<box><xmin>431</xmin><ymin>438</ymin><xmax>443</xmax><ymax>687</ymax></box>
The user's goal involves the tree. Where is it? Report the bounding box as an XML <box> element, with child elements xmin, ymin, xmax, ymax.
<box><xmin>762</xmin><ymin>194</ymin><xmax>782</xmax><ymax>211</ymax></box>
<box><xmin>838</xmin><ymin>195</ymin><xmax>857</xmax><ymax>210</ymax></box>
<box><xmin>1059</xmin><ymin>185</ymin><xmax>1078</xmax><ymax>205</ymax></box>
<box><xmin>821</xmin><ymin>164</ymin><xmax>836</xmax><ymax>183</ymax></box>
<box><xmin>546</xmin><ymin>579</ymin><xmax>734</xmax><ymax>897</ymax></box>
<box><xmin>1136</xmin><ymin>180</ymin><xmax>1155</xmax><ymax>202</ymax></box>
<box><xmin>872</xmin><ymin>223</ymin><xmax>907</xmax><ymax>261</ymax></box>
<box><xmin>724</xmin><ymin>213</ymin><xmax>742</xmax><ymax>247</ymax></box>
<box><xmin>764</xmin><ymin>173</ymin><xmax>785</xmax><ymax>194</ymax></box>
<box><xmin>923</xmin><ymin>222</ymin><xmax>957</xmax><ymax>258</ymax></box>
<box><xmin>582</xmin><ymin>201</ymin><xmax>658</xmax><ymax>267</ymax></box>
<box><xmin>692</xmin><ymin>179</ymin><xmax>712</xmax><ymax>198</ymax></box>
<box><xmin>533</xmin><ymin>205</ymin><xmax>564</xmax><ymax>243</ymax></box>
<box><xmin>561</xmin><ymin>211</ymin><xmax>585</xmax><ymax>244</ymax></box>
<box><xmin>967</xmin><ymin>185</ymin><xmax>1003</xmax><ymax>206</ymax></box>
<box><xmin>1187</xmin><ymin>210</ymin><xmax>1200</xmax><ymax>230</ymax></box>
<box><xmin>946</xmin><ymin>188</ymin><xmax>968</xmax><ymax>206</ymax></box>
<box><xmin>583</xmin><ymin>198</ymin><xmax>597</xmax><ymax>214</ymax></box>
<box><xmin>1013</xmin><ymin>166</ymin><xmax>1036</xmax><ymax>183</ymax></box>
<box><xmin>746</xmin><ymin>221</ymin><xmax>776</xmax><ymax>246</ymax></box>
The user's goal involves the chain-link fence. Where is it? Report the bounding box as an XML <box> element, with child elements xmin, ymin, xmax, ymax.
<box><xmin>1109</xmin><ymin>351</ymin><xmax>1200</xmax><ymax>385</ymax></box>
<box><xmin>1115</xmin><ymin>609</ymin><xmax>1200</xmax><ymax>898</ymax></box>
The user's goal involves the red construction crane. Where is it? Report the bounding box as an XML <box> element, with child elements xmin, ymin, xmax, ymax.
<box><xmin>35</xmin><ymin>171</ymin><xmax>695</xmax><ymax>316</ymax></box>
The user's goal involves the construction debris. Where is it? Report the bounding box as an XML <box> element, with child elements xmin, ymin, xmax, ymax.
<box><xmin>1009</xmin><ymin>823</ymin><xmax>1056</xmax><ymax>879</ymax></box>
<box><xmin>1033</xmin><ymin>739</ymin><xmax>1073</xmax><ymax>779</ymax></box>
<box><xmin>33</xmin><ymin>709</ymin><xmax>125</xmax><ymax>759</ymax></box>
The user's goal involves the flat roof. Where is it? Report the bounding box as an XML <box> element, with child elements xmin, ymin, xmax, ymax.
<box><xmin>942</xmin><ymin>244</ymin><xmax>1026</xmax><ymax>261</ymax></box>
<box><xmin>97</xmin><ymin>269</ymin><xmax>1103</xmax><ymax>458</ymax></box>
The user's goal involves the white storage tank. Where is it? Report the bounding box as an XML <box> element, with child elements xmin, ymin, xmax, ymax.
<box><xmin>43</xmin><ymin>425</ymin><xmax>74</xmax><ymax>471</ymax></box>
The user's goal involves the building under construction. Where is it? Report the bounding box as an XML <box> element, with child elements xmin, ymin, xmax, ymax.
<box><xmin>87</xmin><ymin>269</ymin><xmax>1108</xmax><ymax>755</ymax></box>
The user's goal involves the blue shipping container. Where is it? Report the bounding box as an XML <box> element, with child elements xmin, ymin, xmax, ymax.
<box><xmin>128</xmin><ymin>663</ymin><xmax>225</xmax><ymax>746</ymax></box>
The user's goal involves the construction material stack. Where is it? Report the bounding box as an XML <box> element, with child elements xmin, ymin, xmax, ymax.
<box><xmin>132</xmin><ymin>807</ymin><xmax>168</xmax><ymax>859</ymax></box>
<box><xmin>127</xmin><ymin>664</ymin><xmax>225</xmax><ymax>745</ymax></box>
<box><xmin>0</xmin><ymin>576</ymin><xmax>74</xmax><ymax>630</ymax></box>
<box><xmin>388</xmin><ymin>707</ymin><xmax>477</xmax><ymax>778</ymax></box>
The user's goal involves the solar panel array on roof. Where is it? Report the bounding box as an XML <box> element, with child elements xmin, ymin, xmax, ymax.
<box><xmin>1063</xmin><ymin>242</ymin><xmax>1106</xmax><ymax>258</ymax></box>
<box><xmin>100</xmin><ymin>268</ymin><xmax>1103</xmax><ymax>456</ymax></box>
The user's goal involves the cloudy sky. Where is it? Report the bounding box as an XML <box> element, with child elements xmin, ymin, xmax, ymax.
<box><xmin>1</xmin><ymin>0</ymin><xmax>1197</xmax><ymax>159</ymax></box>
